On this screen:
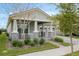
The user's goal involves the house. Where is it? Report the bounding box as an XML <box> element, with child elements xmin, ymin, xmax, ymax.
<box><xmin>7</xmin><ymin>8</ymin><xmax>57</xmax><ymax>40</ymax></box>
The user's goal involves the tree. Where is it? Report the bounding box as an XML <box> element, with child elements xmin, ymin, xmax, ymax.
<box><xmin>55</xmin><ymin>3</ymin><xmax>77</xmax><ymax>53</ymax></box>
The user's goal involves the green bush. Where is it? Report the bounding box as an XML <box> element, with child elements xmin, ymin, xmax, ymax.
<box><xmin>39</xmin><ymin>38</ymin><xmax>45</xmax><ymax>45</ymax></box>
<box><xmin>0</xmin><ymin>30</ymin><xmax>1</xmax><ymax>34</ymax></box>
<box><xmin>5</xmin><ymin>32</ymin><xmax>9</xmax><ymax>37</ymax></box>
<box><xmin>30</xmin><ymin>41</ymin><xmax>35</xmax><ymax>47</ymax></box>
<box><xmin>24</xmin><ymin>39</ymin><xmax>32</xmax><ymax>45</ymax></box>
<box><xmin>12</xmin><ymin>40</ymin><xmax>23</xmax><ymax>47</ymax></box>
<box><xmin>54</xmin><ymin>37</ymin><xmax>63</xmax><ymax>42</ymax></box>
<box><xmin>33</xmin><ymin>38</ymin><xmax>39</xmax><ymax>44</ymax></box>
<box><xmin>0</xmin><ymin>33</ymin><xmax>8</xmax><ymax>50</ymax></box>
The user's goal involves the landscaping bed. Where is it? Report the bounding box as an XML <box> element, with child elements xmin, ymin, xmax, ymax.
<box><xmin>0</xmin><ymin>42</ymin><xmax>59</xmax><ymax>56</ymax></box>
<box><xmin>0</xmin><ymin>33</ymin><xmax>59</xmax><ymax>56</ymax></box>
<box><xmin>54</xmin><ymin>37</ymin><xmax>71</xmax><ymax>46</ymax></box>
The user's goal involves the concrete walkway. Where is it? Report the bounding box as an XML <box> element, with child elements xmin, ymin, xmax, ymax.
<box><xmin>19</xmin><ymin>36</ymin><xmax>79</xmax><ymax>56</ymax></box>
<box><xmin>19</xmin><ymin>45</ymin><xmax>79</xmax><ymax>56</ymax></box>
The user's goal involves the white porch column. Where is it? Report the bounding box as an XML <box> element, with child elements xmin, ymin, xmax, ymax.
<box><xmin>11</xmin><ymin>20</ymin><xmax>18</xmax><ymax>39</ymax></box>
<box><xmin>12</xmin><ymin>20</ymin><xmax>18</xmax><ymax>33</ymax></box>
<box><xmin>34</xmin><ymin>21</ymin><xmax>38</xmax><ymax>32</ymax></box>
<box><xmin>49</xmin><ymin>22</ymin><xmax>54</xmax><ymax>39</ymax></box>
<box><xmin>33</xmin><ymin>21</ymin><xmax>39</xmax><ymax>38</ymax></box>
<box><xmin>50</xmin><ymin>22</ymin><xmax>53</xmax><ymax>32</ymax></box>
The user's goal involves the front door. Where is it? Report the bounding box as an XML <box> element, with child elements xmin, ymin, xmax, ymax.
<box><xmin>24</xmin><ymin>28</ymin><xmax>28</xmax><ymax>39</ymax></box>
<box><xmin>39</xmin><ymin>25</ymin><xmax>45</xmax><ymax>37</ymax></box>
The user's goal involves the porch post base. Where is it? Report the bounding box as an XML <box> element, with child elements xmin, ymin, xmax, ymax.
<box><xmin>33</xmin><ymin>32</ymin><xmax>39</xmax><ymax>38</ymax></box>
<box><xmin>11</xmin><ymin>32</ymin><xmax>19</xmax><ymax>40</ymax></box>
<box><xmin>50</xmin><ymin>32</ymin><xmax>55</xmax><ymax>39</ymax></box>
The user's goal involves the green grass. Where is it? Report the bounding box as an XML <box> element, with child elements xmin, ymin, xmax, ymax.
<box><xmin>66</xmin><ymin>51</ymin><xmax>79</xmax><ymax>56</ymax></box>
<box><xmin>0</xmin><ymin>33</ymin><xmax>8</xmax><ymax>50</ymax></box>
<box><xmin>59</xmin><ymin>42</ymin><xmax>71</xmax><ymax>46</ymax></box>
<box><xmin>0</xmin><ymin>42</ymin><xmax>59</xmax><ymax>56</ymax></box>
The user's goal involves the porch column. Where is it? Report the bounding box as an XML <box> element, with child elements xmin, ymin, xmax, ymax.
<box><xmin>50</xmin><ymin>23</ymin><xmax>53</xmax><ymax>32</ymax></box>
<box><xmin>34</xmin><ymin>21</ymin><xmax>38</xmax><ymax>32</ymax></box>
<box><xmin>50</xmin><ymin>22</ymin><xmax>54</xmax><ymax>39</ymax></box>
<box><xmin>33</xmin><ymin>21</ymin><xmax>39</xmax><ymax>38</ymax></box>
<box><xmin>11</xmin><ymin>20</ymin><xmax>19</xmax><ymax>39</ymax></box>
<box><xmin>12</xmin><ymin>20</ymin><xmax>18</xmax><ymax>33</ymax></box>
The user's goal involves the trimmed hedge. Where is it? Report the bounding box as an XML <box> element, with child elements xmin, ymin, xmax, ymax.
<box><xmin>12</xmin><ymin>40</ymin><xmax>23</xmax><ymax>47</ymax></box>
<box><xmin>12</xmin><ymin>38</ymin><xmax>46</xmax><ymax>47</ymax></box>
<box><xmin>30</xmin><ymin>41</ymin><xmax>35</xmax><ymax>46</ymax></box>
<box><xmin>24</xmin><ymin>39</ymin><xmax>32</xmax><ymax>45</ymax></box>
<box><xmin>33</xmin><ymin>38</ymin><xmax>39</xmax><ymax>44</ymax></box>
<box><xmin>54</xmin><ymin>37</ymin><xmax>63</xmax><ymax>42</ymax></box>
<box><xmin>39</xmin><ymin>38</ymin><xmax>45</xmax><ymax>45</ymax></box>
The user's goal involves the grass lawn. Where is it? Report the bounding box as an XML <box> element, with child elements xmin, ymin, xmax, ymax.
<box><xmin>66</xmin><ymin>51</ymin><xmax>79</xmax><ymax>56</ymax></box>
<box><xmin>59</xmin><ymin>42</ymin><xmax>71</xmax><ymax>46</ymax></box>
<box><xmin>0</xmin><ymin>42</ymin><xmax>59</xmax><ymax>56</ymax></box>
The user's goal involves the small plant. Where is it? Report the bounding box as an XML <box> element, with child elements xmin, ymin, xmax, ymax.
<box><xmin>30</xmin><ymin>41</ymin><xmax>35</xmax><ymax>47</ymax></box>
<box><xmin>33</xmin><ymin>38</ymin><xmax>39</xmax><ymax>44</ymax></box>
<box><xmin>24</xmin><ymin>39</ymin><xmax>32</xmax><ymax>45</ymax></box>
<box><xmin>54</xmin><ymin>37</ymin><xmax>63</xmax><ymax>42</ymax></box>
<box><xmin>12</xmin><ymin>40</ymin><xmax>18</xmax><ymax>47</ymax></box>
<box><xmin>17</xmin><ymin>41</ymin><xmax>23</xmax><ymax>47</ymax></box>
<box><xmin>39</xmin><ymin>38</ymin><xmax>45</xmax><ymax>45</ymax></box>
<box><xmin>12</xmin><ymin>40</ymin><xmax>23</xmax><ymax>47</ymax></box>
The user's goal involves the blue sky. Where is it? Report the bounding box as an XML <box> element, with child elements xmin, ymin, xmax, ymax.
<box><xmin>0</xmin><ymin>3</ymin><xmax>59</xmax><ymax>29</ymax></box>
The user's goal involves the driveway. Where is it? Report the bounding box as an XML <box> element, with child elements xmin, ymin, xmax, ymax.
<box><xmin>58</xmin><ymin>36</ymin><xmax>79</xmax><ymax>45</ymax></box>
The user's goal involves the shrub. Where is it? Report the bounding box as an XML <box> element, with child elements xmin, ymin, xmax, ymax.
<box><xmin>33</xmin><ymin>38</ymin><xmax>39</xmax><ymax>44</ymax></box>
<box><xmin>0</xmin><ymin>33</ymin><xmax>8</xmax><ymax>50</ymax></box>
<box><xmin>39</xmin><ymin>38</ymin><xmax>45</xmax><ymax>45</ymax></box>
<box><xmin>17</xmin><ymin>41</ymin><xmax>23</xmax><ymax>47</ymax></box>
<box><xmin>0</xmin><ymin>30</ymin><xmax>1</xmax><ymax>34</ymax></box>
<box><xmin>8</xmin><ymin>38</ymin><xmax>12</xmax><ymax>41</ymax></box>
<box><xmin>54</xmin><ymin>37</ymin><xmax>63</xmax><ymax>42</ymax></box>
<box><xmin>12</xmin><ymin>40</ymin><xmax>17</xmax><ymax>47</ymax></box>
<box><xmin>24</xmin><ymin>39</ymin><xmax>32</xmax><ymax>45</ymax></box>
<box><xmin>12</xmin><ymin>40</ymin><xmax>23</xmax><ymax>47</ymax></box>
<box><xmin>30</xmin><ymin>41</ymin><xmax>35</xmax><ymax>47</ymax></box>
<box><xmin>5</xmin><ymin>32</ymin><xmax>9</xmax><ymax>37</ymax></box>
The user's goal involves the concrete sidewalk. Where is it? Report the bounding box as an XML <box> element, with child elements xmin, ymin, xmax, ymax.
<box><xmin>19</xmin><ymin>45</ymin><xmax>79</xmax><ymax>56</ymax></box>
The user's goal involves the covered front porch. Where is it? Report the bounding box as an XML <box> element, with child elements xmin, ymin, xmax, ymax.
<box><xmin>11</xmin><ymin>19</ymin><xmax>56</xmax><ymax>40</ymax></box>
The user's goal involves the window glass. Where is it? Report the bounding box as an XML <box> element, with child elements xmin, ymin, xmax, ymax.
<box><xmin>21</xmin><ymin>20</ymin><xmax>24</xmax><ymax>24</ymax></box>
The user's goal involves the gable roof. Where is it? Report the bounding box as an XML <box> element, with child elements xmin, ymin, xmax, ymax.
<box><xmin>7</xmin><ymin>8</ymin><xmax>51</xmax><ymax>27</ymax></box>
<box><xmin>9</xmin><ymin>8</ymin><xmax>50</xmax><ymax>17</ymax></box>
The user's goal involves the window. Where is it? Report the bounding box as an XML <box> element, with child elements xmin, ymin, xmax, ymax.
<box><xmin>17</xmin><ymin>20</ymin><xmax>19</xmax><ymax>24</ymax></box>
<box><xmin>24</xmin><ymin>28</ymin><xmax>28</xmax><ymax>33</ymax></box>
<box><xmin>18</xmin><ymin>28</ymin><xmax>23</xmax><ymax>33</ymax></box>
<box><xmin>21</xmin><ymin>20</ymin><xmax>24</xmax><ymax>24</ymax></box>
<box><xmin>52</xmin><ymin>28</ymin><xmax>55</xmax><ymax>31</ymax></box>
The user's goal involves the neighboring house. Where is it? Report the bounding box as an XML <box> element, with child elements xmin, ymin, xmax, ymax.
<box><xmin>7</xmin><ymin>8</ymin><xmax>56</xmax><ymax>40</ymax></box>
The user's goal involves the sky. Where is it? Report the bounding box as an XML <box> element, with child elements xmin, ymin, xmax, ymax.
<box><xmin>0</xmin><ymin>3</ymin><xmax>59</xmax><ymax>29</ymax></box>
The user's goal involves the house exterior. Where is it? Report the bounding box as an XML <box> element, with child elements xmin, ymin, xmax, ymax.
<box><xmin>7</xmin><ymin>8</ymin><xmax>57</xmax><ymax>40</ymax></box>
